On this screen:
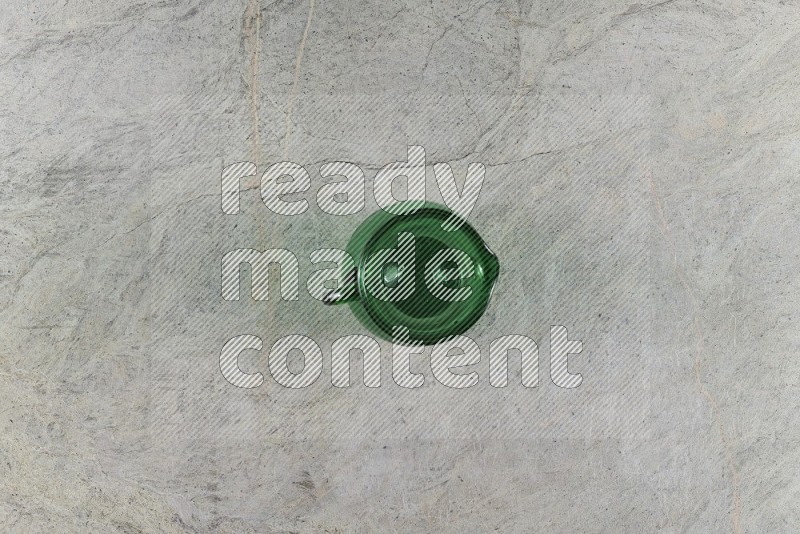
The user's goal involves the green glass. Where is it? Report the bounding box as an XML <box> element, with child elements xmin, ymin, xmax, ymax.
<box><xmin>326</xmin><ymin>202</ymin><xmax>500</xmax><ymax>345</ymax></box>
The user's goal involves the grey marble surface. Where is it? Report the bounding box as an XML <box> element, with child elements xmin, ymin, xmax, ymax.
<box><xmin>1</xmin><ymin>0</ymin><xmax>799</xmax><ymax>532</ymax></box>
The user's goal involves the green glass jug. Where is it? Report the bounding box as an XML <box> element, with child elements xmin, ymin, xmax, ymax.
<box><xmin>325</xmin><ymin>202</ymin><xmax>500</xmax><ymax>345</ymax></box>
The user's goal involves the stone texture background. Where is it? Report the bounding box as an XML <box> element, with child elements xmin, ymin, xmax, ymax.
<box><xmin>1</xmin><ymin>0</ymin><xmax>799</xmax><ymax>532</ymax></box>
